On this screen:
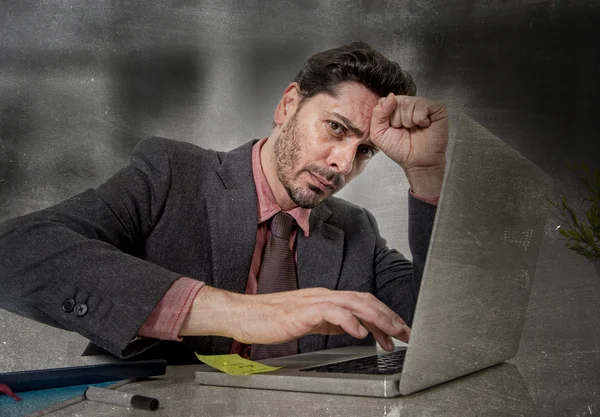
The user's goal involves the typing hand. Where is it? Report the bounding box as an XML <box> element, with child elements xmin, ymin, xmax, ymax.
<box><xmin>181</xmin><ymin>286</ymin><xmax>410</xmax><ymax>352</ymax></box>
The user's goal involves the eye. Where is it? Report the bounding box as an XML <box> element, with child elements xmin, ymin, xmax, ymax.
<box><xmin>328</xmin><ymin>121</ymin><xmax>345</xmax><ymax>135</ymax></box>
<box><xmin>357</xmin><ymin>145</ymin><xmax>376</xmax><ymax>161</ymax></box>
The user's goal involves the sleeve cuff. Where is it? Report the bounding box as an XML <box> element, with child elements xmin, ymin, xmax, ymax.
<box><xmin>137</xmin><ymin>277</ymin><xmax>205</xmax><ymax>341</ymax></box>
<box><xmin>409</xmin><ymin>188</ymin><xmax>439</xmax><ymax>206</ymax></box>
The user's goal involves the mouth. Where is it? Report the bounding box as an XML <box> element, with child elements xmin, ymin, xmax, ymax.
<box><xmin>308</xmin><ymin>172</ymin><xmax>334</xmax><ymax>191</ymax></box>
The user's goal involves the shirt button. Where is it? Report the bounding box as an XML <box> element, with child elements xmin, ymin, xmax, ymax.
<box><xmin>73</xmin><ymin>303</ymin><xmax>89</xmax><ymax>317</ymax></box>
<box><xmin>61</xmin><ymin>299</ymin><xmax>76</xmax><ymax>313</ymax></box>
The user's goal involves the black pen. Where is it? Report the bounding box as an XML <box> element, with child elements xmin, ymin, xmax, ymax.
<box><xmin>84</xmin><ymin>386</ymin><xmax>159</xmax><ymax>410</ymax></box>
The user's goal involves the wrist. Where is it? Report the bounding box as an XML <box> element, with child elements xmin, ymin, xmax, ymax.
<box><xmin>404</xmin><ymin>163</ymin><xmax>446</xmax><ymax>198</ymax></box>
<box><xmin>179</xmin><ymin>286</ymin><xmax>237</xmax><ymax>338</ymax></box>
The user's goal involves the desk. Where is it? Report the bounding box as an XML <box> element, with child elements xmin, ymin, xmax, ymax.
<box><xmin>3</xmin><ymin>239</ymin><xmax>598</xmax><ymax>416</ymax></box>
<box><xmin>42</xmin><ymin>362</ymin><xmax>538</xmax><ymax>417</ymax></box>
<box><xmin>37</xmin><ymin>246</ymin><xmax>599</xmax><ymax>417</ymax></box>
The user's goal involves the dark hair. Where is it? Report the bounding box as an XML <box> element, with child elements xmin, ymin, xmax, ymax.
<box><xmin>292</xmin><ymin>41</ymin><xmax>417</xmax><ymax>101</ymax></box>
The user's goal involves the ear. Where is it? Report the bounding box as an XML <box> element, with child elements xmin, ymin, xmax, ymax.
<box><xmin>274</xmin><ymin>82</ymin><xmax>302</xmax><ymax>126</ymax></box>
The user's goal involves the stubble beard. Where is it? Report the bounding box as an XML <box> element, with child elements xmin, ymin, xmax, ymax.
<box><xmin>274</xmin><ymin>112</ymin><xmax>344</xmax><ymax>209</ymax></box>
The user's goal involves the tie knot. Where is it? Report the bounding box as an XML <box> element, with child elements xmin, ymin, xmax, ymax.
<box><xmin>270</xmin><ymin>212</ymin><xmax>295</xmax><ymax>239</ymax></box>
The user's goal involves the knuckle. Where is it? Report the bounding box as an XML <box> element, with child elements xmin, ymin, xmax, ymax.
<box><xmin>376</xmin><ymin>308</ymin><xmax>388</xmax><ymax>321</ymax></box>
<box><xmin>318</xmin><ymin>301</ymin><xmax>335</xmax><ymax>311</ymax></box>
<box><xmin>398</xmin><ymin>96</ymin><xmax>412</xmax><ymax>106</ymax></box>
<box><xmin>362</xmin><ymin>292</ymin><xmax>377</xmax><ymax>303</ymax></box>
<box><xmin>349</xmin><ymin>292</ymin><xmax>364</xmax><ymax>302</ymax></box>
<box><xmin>394</xmin><ymin>314</ymin><xmax>406</xmax><ymax>324</ymax></box>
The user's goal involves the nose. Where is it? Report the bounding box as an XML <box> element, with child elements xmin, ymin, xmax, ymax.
<box><xmin>328</xmin><ymin>142</ymin><xmax>356</xmax><ymax>176</ymax></box>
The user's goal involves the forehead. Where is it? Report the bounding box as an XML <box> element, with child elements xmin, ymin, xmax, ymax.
<box><xmin>305</xmin><ymin>82</ymin><xmax>381</xmax><ymax>133</ymax></box>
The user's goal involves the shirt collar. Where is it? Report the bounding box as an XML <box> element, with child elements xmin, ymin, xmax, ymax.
<box><xmin>252</xmin><ymin>137</ymin><xmax>311</xmax><ymax>237</ymax></box>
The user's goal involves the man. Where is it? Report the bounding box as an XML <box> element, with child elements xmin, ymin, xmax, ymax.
<box><xmin>0</xmin><ymin>42</ymin><xmax>448</xmax><ymax>364</ymax></box>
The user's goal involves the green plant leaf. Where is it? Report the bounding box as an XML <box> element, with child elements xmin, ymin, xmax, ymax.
<box><xmin>558</xmin><ymin>228</ymin><xmax>574</xmax><ymax>240</ymax></box>
<box><xmin>569</xmin><ymin>229</ymin><xmax>584</xmax><ymax>241</ymax></box>
<box><xmin>582</xmin><ymin>224</ymin><xmax>594</xmax><ymax>242</ymax></box>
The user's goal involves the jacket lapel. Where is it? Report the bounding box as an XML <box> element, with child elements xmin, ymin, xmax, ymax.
<box><xmin>206</xmin><ymin>141</ymin><xmax>258</xmax><ymax>296</ymax></box>
<box><xmin>205</xmin><ymin>141</ymin><xmax>259</xmax><ymax>355</ymax></box>
<box><xmin>297</xmin><ymin>202</ymin><xmax>345</xmax><ymax>352</ymax></box>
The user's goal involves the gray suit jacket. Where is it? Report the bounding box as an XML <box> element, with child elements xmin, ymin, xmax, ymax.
<box><xmin>0</xmin><ymin>137</ymin><xmax>436</xmax><ymax>364</ymax></box>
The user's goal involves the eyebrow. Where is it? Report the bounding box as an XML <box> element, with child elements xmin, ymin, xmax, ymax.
<box><xmin>327</xmin><ymin>111</ymin><xmax>378</xmax><ymax>149</ymax></box>
<box><xmin>327</xmin><ymin>112</ymin><xmax>365</xmax><ymax>138</ymax></box>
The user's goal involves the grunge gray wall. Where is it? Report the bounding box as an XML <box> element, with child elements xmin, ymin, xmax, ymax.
<box><xmin>1</xmin><ymin>1</ymin><xmax>599</xmax><ymax>414</ymax></box>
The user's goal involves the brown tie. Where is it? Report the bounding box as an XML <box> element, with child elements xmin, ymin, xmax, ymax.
<box><xmin>250</xmin><ymin>211</ymin><xmax>300</xmax><ymax>360</ymax></box>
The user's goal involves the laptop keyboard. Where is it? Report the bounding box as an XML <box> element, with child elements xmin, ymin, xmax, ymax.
<box><xmin>299</xmin><ymin>348</ymin><xmax>407</xmax><ymax>375</ymax></box>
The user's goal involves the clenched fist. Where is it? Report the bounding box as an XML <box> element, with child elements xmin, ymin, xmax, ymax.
<box><xmin>370</xmin><ymin>94</ymin><xmax>449</xmax><ymax>197</ymax></box>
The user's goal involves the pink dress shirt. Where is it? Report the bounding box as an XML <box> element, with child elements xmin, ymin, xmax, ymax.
<box><xmin>138</xmin><ymin>138</ymin><xmax>438</xmax><ymax>354</ymax></box>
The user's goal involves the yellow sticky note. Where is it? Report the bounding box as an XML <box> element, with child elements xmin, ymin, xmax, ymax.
<box><xmin>195</xmin><ymin>353</ymin><xmax>284</xmax><ymax>375</ymax></box>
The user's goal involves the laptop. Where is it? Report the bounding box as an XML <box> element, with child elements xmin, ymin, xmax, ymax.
<box><xmin>194</xmin><ymin>114</ymin><xmax>553</xmax><ymax>397</ymax></box>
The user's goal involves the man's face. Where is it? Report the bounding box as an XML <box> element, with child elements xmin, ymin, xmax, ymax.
<box><xmin>273</xmin><ymin>81</ymin><xmax>381</xmax><ymax>208</ymax></box>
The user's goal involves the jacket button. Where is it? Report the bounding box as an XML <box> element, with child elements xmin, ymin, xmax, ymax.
<box><xmin>62</xmin><ymin>299</ymin><xmax>76</xmax><ymax>313</ymax></box>
<box><xmin>73</xmin><ymin>303</ymin><xmax>88</xmax><ymax>317</ymax></box>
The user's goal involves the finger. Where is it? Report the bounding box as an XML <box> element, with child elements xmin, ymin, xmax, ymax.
<box><xmin>310</xmin><ymin>289</ymin><xmax>403</xmax><ymax>321</ymax></box>
<box><xmin>362</xmin><ymin>321</ymin><xmax>394</xmax><ymax>351</ymax></box>
<box><xmin>351</xmin><ymin>308</ymin><xmax>407</xmax><ymax>342</ymax></box>
<box><xmin>285</xmin><ymin>288</ymin><xmax>408</xmax><ymax>341</ymax></box>
<box><xmin>396</xmin><ymin>326</ymin><xmax>412</xmax><ymax>343</ymax></box>
<box><xmin>293</xmin><ymin>288</ymin><xmax>403</xmax><ymax>325</ymax></box>
<box><xmin>302</xmin><ymin>301</ymin><xmax>369</xmax><ymax>339</ymax></box>
<box><xmin>399</xmin><ymin>97</ymin><xmax>417</xmax><ymax>129</ymax></box>
<box><xmin>391</xmin><ymin>325</ymin><xmax>411</xmax><ymax>343</ymax></box>
<box><xmin>413</xmin><ymin>99</ymin><xmax>432</xmax><ymax>128</ymax></box>
<box><xmin>264</xmin><ymin>288</ymin><xmax>396</xmax><ymax>341</ymax></box>
<box><xmin>333</xmin><ymin>291</ymin><xmax>406</xmax><ymax>328</ymax></box>
<box><xmin>425</xmin><ymin>100</ymin><xmax>448</xmax><ymax>123</ymax></box>
<box><xmin>370</xmin><ymin>92</ymin><xmax>396</xmax><ymax>138</ymax></box>
<box><xmin>307</xmin><ymin>291</ymin><xmax>407</xmax><ymax>339</ymax></box>
<box><xmin>389</xmin><ymin>99</ymin><xmax>403</xmax><ymax>129</ymax></box>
